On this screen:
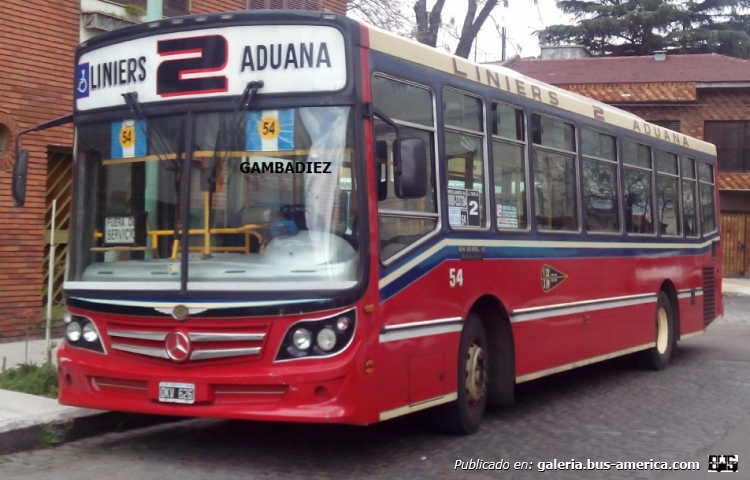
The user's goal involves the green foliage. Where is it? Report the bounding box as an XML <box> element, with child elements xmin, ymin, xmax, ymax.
<box><xmin>124</xmin><ymin>3</ymin><xmax>147</xmax><ymax>17</ymax></box>
<box><xmin>540</xmin><ymin>0</ymin><xmax>750</xmax><ymax>58</ymax></box>
<box><xmin>38</xmin><ymin>428</ymin><xmax>61</xmax><ymax>448</ymax></box>
<box><xmin>0</xmin><ymin>362</ymin><xmax>59</xmax><ymax>399</ymax></box>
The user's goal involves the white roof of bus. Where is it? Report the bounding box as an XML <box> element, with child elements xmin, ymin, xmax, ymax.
<box><xmin>362</xmin><ymin>22</ymin><xmax>716</xmax><ymax>156</ymax></box>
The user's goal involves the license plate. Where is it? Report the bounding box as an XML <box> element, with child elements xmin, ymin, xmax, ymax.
<box><xmin>158</xmin><ymin>382</ymin><xmax>195</xmax><ymax>404</ymax></box>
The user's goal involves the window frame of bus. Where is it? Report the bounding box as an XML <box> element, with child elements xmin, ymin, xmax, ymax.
<box><xmin>491</xmin><ymin>100</ymin><xmax>530</xmax><ymax>233</ymax></box>
<box><xmin>443</xmin><ymin>87</ymin><xmax>490</xmax><ymax>231</ymax></box>
<box><xmin>681</xmin><ymin>156</ymin><xmax>700</xmax><ymax>238</ymax></box>
<box><xmin>581</xmin><ymin>126</ymin><xmax>621</xmax><ymax>235</ymax></box>
<box><xmin>654</xmin><ymin>147</ymin><xmax>682</xmax><ymax>238</ymax></box>
<box><xmin>698</xmin><ymin>159</ymin><xmax>718</xmax><ymax>236</ymax></box>
<box><xmin>531</xmin><ymin>111</ymin><xmax>581</xmax><ymax>234</ymax></box>
<box><xmin>621</xmin><ymin>137</ymin><xmax>657</xmax><ymax>237</ymax></box>
<box><xmin>371</xmin><ymin>73</ymin><xmax>441</xmax><ymax>265</ymax></box>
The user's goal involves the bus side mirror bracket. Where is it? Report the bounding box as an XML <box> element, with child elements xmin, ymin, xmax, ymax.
<box><xmin>394</xmin><ymin>138</ymin><xmax>426</xmax><ymax>199</ymax></box>
<box><xmin>10</xmin><ymin>114</ymin><xmax>73</xmax><ymax>207</ymax></box>
<box><xmin>365</xmin><ymin>104</ymin><xmax>426</xmax><ymax>199</ymax></box>
<box><xmin>12</xmin><ymin>150</ymin><xmax>29</xmax><ymax>207</ymax></box>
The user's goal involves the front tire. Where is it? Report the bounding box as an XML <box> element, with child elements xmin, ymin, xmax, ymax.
<box><xmin>439</xmin><ymin>314</ymin><xmax>488</xmax><ymax>435</ymax></box>
<box><xmin>636</xmin><ymin>291</ymin><xmax>675</xmax><ymax>370</ymax></box>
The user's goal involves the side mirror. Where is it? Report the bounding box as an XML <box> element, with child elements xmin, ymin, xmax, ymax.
<box><xmin>12</xmin><ymin>150</ymin><xmax>29</xmax><ymax>207</ymax></box>
<box><xmin>394</xmin><ymin>138</ymin><xmax>426</xmax><ymax>199</ymax></box>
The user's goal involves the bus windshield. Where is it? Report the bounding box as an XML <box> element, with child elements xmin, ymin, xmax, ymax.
<box><xmin>69</xmin><ymin>106</ymin><xmax>359</xmax><ymax>291</ymax></box>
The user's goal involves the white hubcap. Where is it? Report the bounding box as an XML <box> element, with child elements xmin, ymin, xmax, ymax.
<box><xmin>465</xmin><ymin>342</ymin><xmax>487</xmax><ymax>406</ymax></box>
<box><xmin>656</xmin><ymin>307</ymin><xmax>669</xmax><ymax>354</ymax></box>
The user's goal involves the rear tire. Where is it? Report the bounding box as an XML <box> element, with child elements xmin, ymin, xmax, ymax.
<box><xmin>438</xmin><ymin>314</ymin><xmax>488</xmax><ymax>435</ymax></box>
<box><xmin>636</xmin><ymin>291</ymin><xmax>675</xmax><ymax>370</ymax></box>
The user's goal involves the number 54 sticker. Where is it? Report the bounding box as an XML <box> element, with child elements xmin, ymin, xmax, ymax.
<box><xmin>449</xmin><ymin>268</ymin><xmax>463</xmax><ymax>287</ymax></box>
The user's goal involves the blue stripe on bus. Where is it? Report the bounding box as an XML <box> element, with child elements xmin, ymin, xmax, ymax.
<box><xmin>378</xmin><ymin>238</ymin><xmax>714</xmax><ymax>302</ymax></box>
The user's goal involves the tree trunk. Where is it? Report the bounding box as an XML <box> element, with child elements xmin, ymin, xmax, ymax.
<box><xmin>414</xmin><ymin>0</ymin><xmax>446</xmax><ymax>47</ymax></box>
<box><xmin>454</xmin><ymin>0</ymin><xmax>499</xmax><ymax>59</ymax></box>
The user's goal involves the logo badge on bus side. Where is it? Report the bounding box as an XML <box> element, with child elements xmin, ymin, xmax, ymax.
<box><xmin>542</xmin><ymin>265</ymin><xmax>568</xmax><ymax>293</ymax></box>
<box><xmin>165</xmin><ymin>331</ymin><xmax>191</xmax><ymax>362</ymax></box>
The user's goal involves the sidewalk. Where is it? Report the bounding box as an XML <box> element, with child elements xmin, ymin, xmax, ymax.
<box><xmin>0</xmin><ymin>338</ymin><xmax>176</xmax><ymax>455</ymax></box>
<box><xmin>1</xmin><ymin>278</ymin><xmax>750</xmax><ymax>455</ymax></box>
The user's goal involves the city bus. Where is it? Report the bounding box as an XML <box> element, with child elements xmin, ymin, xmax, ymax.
<box><xmin>12</xmin><ymin>10</ymin><xmax>722</xmax><ymax>434</ymax></box>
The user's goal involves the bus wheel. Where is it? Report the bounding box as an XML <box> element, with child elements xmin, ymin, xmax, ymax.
<box><xmin>636</xmin><ymin>291</ymin><xmax>675</xmax><ymax>370</ymax></box>
<box><xmin>439</xmin><ymin>313</ymin><xmax>488</xmax><ymax>435</ymax></box>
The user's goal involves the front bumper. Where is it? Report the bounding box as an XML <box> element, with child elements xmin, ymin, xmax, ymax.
<box><xmin>57</xmin><ymin>338</ymin><xmax>366</xmax><ymax>424</ymax></box>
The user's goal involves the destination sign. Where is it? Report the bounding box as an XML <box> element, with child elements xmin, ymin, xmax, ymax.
<box><xmin>76</xmin><ymin>25</ymin><xmax>347</xmax><ymax>111</ymax></box>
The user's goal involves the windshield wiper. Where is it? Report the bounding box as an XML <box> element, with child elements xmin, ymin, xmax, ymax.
<box><xmin>200</xmin><ymin>81</ymin><xmax>265</xmax><ymax>259</ymax></box>
<box><xmin>121</xmin><ymin>92</ymin><xmax>178</xmax><ymax>166</ymax></box>
<box><xmin>122</xmin><ymin>92</ymin><xmax>186</xmax><ymax>257</ymax></box>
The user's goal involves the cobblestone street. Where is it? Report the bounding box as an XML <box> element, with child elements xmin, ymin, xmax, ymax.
<box><xmin>1</xmin><ymin>296</ymin><xmax>749</xmax><ymax>479</ymax></box>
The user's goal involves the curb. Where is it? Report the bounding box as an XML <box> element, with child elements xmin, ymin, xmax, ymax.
<box><xmin>0</xmin><ymin>410</ymin><xmax>183</xmax><ymax>456</ymax></box>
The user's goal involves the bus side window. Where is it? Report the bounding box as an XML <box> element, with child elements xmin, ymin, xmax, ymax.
<box><xmin>655</xmin><ymin>149</ymin><xmax>680</xmax><ymax>236</ymax></box>
<box><xmin>532</xmin><ymin>113</ymin><xmax>578</xmax><ymax>231</ymax></box>
<box><xmin>444</xmin><ymin>88</ymin><xmax>486</xmax><ymax>229</ymax></box>
<box><xmin>371</xmin><ymin>75</ymin><xmax>438</xmax><ymax>261</ymax></box>
<box><xmin>698</xmin><ymin>161</ymin><xmax>717</xmax><ymax>235</ymax></box>
<box><xmin>492</xmin><ymin>102</ymin><xmax>527</xmax><ymax>231</ymax></box>
<box><xmin>581</xmin><ymin>128</ymin><xmax>618</xmax><ymax>233</ymax></box>
<box><xmin>681</xmin><ymin>157</ymin><xmax>699</xmax><ymax>237</ymax></box>
<box><xmin>622</xmin><ymin>139</ymin><xmax>654</xmax><ymax>235</ymax></box>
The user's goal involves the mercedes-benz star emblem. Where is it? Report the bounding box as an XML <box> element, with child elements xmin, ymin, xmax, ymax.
<box><xmin>165</xmin><ymin>331</ymin><xmax>191</xmax><ymax>362</ymax></box>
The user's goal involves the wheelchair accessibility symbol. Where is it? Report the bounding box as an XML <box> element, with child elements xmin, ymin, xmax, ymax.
<box><xmin>76</xmin><ymin>63</ymin><xmax>90</xmax><ymax>99</ymax></box>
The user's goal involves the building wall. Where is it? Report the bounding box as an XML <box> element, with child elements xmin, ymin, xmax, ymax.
<box><xmin>0</xmin><ymin>0</ymin><xmax>348</xmax><ymax>342</ymax></box>
<box><xmin>623</xmin><ymin>89</ymin><xmax>750</xmax><ymax>193</ymax></box>
<box><xmin>0</xmin><ymin>0</ymin><xmax>80</xmax><ymax>341</ymax></box>
<box><xmin>563</xmin><ymin>84</ymin><xmax>750</xmax><ymax>193</ymax></box>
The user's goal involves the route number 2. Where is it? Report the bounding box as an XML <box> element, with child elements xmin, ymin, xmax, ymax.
<box><xmin>449</xmin><ymin>268</ymin><xmax>463</xmax><ymax>287</ymax></box>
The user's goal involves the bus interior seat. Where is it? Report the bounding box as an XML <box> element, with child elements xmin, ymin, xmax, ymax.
<box><xmin>280</xmin><ymin>203</ymin><xmax>307</xmax><ymax>230</ymax></box>
<box><xmin>233</xmin><ymin>206</ymin><xmax>279</xmax><ymax>226</ymax></box>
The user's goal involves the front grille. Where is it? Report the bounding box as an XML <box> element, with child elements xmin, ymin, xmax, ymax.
<box><xmin>703</xmin><ymin>267</ymin><xmax>716</xmax><ymax>326</ymax></box>
<box><xmin>107</xmin><ymin>322</ymin><xmax>269</xmax><ymax>362</ymax></box>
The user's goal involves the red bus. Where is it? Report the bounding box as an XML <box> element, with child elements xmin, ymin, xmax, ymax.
<box><xmin>12</xmin><ymin>10</ymin><xmax>722</xmax><ymax>434</ymax></box>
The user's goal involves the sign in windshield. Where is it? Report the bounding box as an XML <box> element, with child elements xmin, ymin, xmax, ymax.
<box><xmin>75</xmin><ymin>25</ymin><xmax>347</xmax><ymax>111</ymax></box>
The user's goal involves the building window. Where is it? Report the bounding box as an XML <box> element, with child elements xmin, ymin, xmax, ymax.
<box><xmin>704</xmin><ymin>121</ymin><xmax>750</xmax><ymax>172</ymax></box>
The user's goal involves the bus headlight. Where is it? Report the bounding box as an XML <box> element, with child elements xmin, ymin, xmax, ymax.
<box><xmin>292</xmin><ymin>328</ymin><xmax>312</xmax><ymax>350</ymax></box>
<box><xmin>82</xmin><ymin>323</ymin><xmax>99</xmax><ymax>343</ymax></box>
<box><xmin>276</xmin><ymin>308</ymin><xmax>356</xmax><ymax>361</ymax></box>
<box><xmin>335</xmin><ymin>316</ymin><xmax>350</xmax><ymax>332</ymax></box>
<box><xmin>316</xmin><ymin>328</ymin><xmax>337</xmax><ymax>352</ymax></box>
<box><xmin>63</xmin><ymin>311</ymin><xmax>105</xmax><ymax>354</ymax></box>
<box><xmin>66</xmin><ymin>322</ymin><xmax>82</xmax><ymax>342</ymax></box>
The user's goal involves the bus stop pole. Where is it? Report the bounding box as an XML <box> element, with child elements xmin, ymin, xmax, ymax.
<box><xmin>46</xmin><ymin>199</ymin><xmax>56</xmax><ymax>364</ymax></box>
<box><xmin>145</xmin><ymin>1</ymin><xmax>164</xmax><ymax>257</ymax></box>
<box><xmin>147</xmin><ymin>0</ymin><xmax>164</xmax><ymax>21</ymax></box>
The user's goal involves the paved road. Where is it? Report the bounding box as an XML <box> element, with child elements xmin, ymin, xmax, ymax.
<box><xmin>2</xmin><ymin>298</ymin><xmax>750</xmax><ymax>479</ymax></box>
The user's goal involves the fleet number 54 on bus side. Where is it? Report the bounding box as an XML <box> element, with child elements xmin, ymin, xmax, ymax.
<box><xmin>11</xmin><ymin>9</ymin><xmax>722</xmax><ymax>434</ymax></box>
